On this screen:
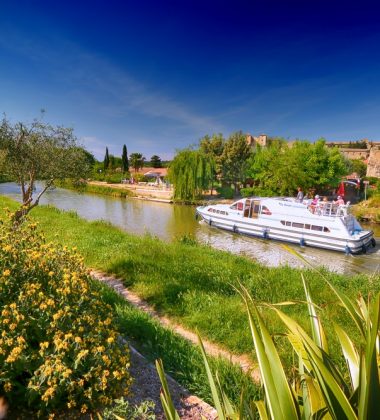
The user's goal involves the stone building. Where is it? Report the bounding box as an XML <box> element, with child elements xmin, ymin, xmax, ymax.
<box><xmin>326</xmin><ymin>139</ymin><xmax>380</xmax><ymax>178</ymax></box>
<box><xmin>246</xmin><ymin>134</ymin><xmax>267</xmax><ymax>148</ymax></box>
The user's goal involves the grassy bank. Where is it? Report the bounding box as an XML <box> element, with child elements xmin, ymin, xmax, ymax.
<box><xmin>352</xmin><ymin>195</ymin><xmax>380</xmax><ymax>223</ymax></box>
<box><xmin>58</xmin><ymin>180</ymin><xmax>136</xmax><ymax>198</ymax></box>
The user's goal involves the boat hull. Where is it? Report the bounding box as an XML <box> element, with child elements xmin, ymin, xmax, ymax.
<box><xmin>196</xmin><ymin>208</ymin><xmax>374</xmax><ymax>254</ymax></box>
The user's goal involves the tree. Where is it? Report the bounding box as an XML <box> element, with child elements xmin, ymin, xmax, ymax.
<box><xmin>349</xmin><ymin>158</ymin><xmax>367</xmax><ymax>178</ymax></box>
<box><xmin>168</xmin><ymin>149</ymin><xmax>215</xmax><ymax>201</ymax></box>
<box><xmin>220</xmin><ymin>131</ymin><xmax>252</xmax><ymax>193</ymax></box>
<box><xmin>0</xmin><ymin>115</ymin><xmax>90</xmax><ymax>223</ymax></box>
<box><xmin>246</xmin><ymin>139</ymin><xmax>349</xmax><ymax>196</ymax></box>
<box><xmin>103</xmin><ymin>147</ymin><xmax>110</xmax><ymax>171</ymax></box>
<box><xmin>150</xmin><ymin>155</ymin><xmax>162</xmax><ymax>168</ymax></box>
<box><xmin>199</xmin><ymin>133</ymin><xmax>225</xmax><ymax>194</ymax></box>
<box><xmin>129</xmin><ymin>153</ymin><xmax>145</xmax><ymax>172</ymax></box>
<box><xmin>122</xmin><ymin>144</ymin><xmax>129</xmax><ymax>172</ymax></box>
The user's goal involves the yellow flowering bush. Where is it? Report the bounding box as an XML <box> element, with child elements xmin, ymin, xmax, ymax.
<box><xmin>0</xmin><ymin>217</ymin><xmax>131</xmax><ymax>414</ymax></box>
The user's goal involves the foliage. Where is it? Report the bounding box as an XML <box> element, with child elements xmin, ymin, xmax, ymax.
<box><xmin>0</xmin><ymin>216</ymin><xmax>131</xmax><ymax>415</ymax></box>
<box><xmin>122</xmin><ymin>145</ymin><xmax>129</xmax><ymax>173</ymax></box>
<box><xmin>215</xmin><ymin>185</ymin><xmax>234</xmax><ymax>199</ymax></box>
<box><xmin>247</xmin><ymin>139</ymin><xmax>349</xmax><ymax>196</ymax></box>
<box><xmin>101</xmin><ymin>397</ymin><xmax>155</xmax><ymax>420</ymax></box>
<box><xmin>220</xmin><ymin>131</ymin><xmax>251</xmax><ymax>192</ymax></box>
<box><xmin>104</xmin><ymin>147</ymin><xmax>110</xmax><ymax>171</ymax></box>
<box><xmin>104</xmin><ymin>173</ymin><xmax>124</xmax><ymax>184</ymax></box>
<box><xmin>0</xmin><ymin>115</ymin><xmax>90</xmax><ymax>222</ymax></box>
<box><xmin>150</xmin><ymin>155</ymin><xmax>162</xmax><ymax>168</ymax></box>
<box><xmin>199</xmin><ymin>133</ymin><xmax>225</xmax><ymax>186</ymax></box>
<box><xmin>129</xmin><ymin>153</ymin><xmax>145</xmax><ymax>172</ymax></box>
<box><xmin>240</xmin><ymin>186</ymin><xmax>278</xmax><ymax>198</ymax></box>
<box><xmin>168</xmin><ymin>149</ymin><xmax>215</xmax><ymax>201</ymax></box>
<box><xmin>349</xmin><ymin>159</ymin><xmax>367</xmax><ymax>178</ymax></box>
<box><xmin>347</xmin><ymin>140</ymin><xmax>368</xmax><ymax>149</ymax></box>
<box><xmin>159</xmin><ymin>254</ymin><xmax>380</xmax><ymax>419</ymax></box>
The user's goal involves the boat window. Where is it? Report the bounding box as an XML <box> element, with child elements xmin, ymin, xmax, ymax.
<box><xmin>286</xmin><ymin>221</ymin><xmax>291</xmax><ymax>226</ymax></box>
<box><xmin>230</xmin><ymin>203</ymin><xmax>237</xmax><ymax>210</ymax></box>
<box><xmin>323</xmin><ymin>227</ymin><xmax>330</xmax><ymax>232</ymax></box>
<box><xmin>292</xmin><ymin>222</ymin><xmax>304</xmax><ymax>229</ymax></box>
<box><xmin>305</xmin><ymin>224</ymin><xmax>311</xmax><ymax>229</ymax></box>
<box><xmin>261</xmin><ymin>206</ymin><xmax>272</xmax><ymax>215</ymax></box>
<box><xmin>253</xmin><ymin>204</ymin><xmax>260</xmax><ymax>214</ymax></box>
<box><xmin>311</xmin><ymin>225</ymin><xmax>323</xmax><ymax>231</ymax></box>
<box><xmin>208</xmin><ymin>208</ymin><xmax>213</xmax><ymax>212</ymax></box>
<box><xmin>237</xmin><ymin>202</ymin><xmax>244</xmax><ymax>211</ymax></box>
<box><xmin>281</xmin><ymin>220</ymin><xmax>286</xmax><ymax>225</ymax></box>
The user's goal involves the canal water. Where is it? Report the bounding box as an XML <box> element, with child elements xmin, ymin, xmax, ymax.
<box><xmin>1</xmin><ymin>182</ymin><xmax>379</xmax><ymax>276</ymax></box>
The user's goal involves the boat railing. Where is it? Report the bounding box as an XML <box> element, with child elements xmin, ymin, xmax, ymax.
<box><xmin>307</xmin><ymin>202</ymin><xmax>350</xmax><ymax>217</ymax></box>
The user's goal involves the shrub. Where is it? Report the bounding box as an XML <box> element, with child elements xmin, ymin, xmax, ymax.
<box><xmin>240</xmin><ymin>186</ymin><xmax>277</xmax><ymax>198</ymax></box>
<box><xmin>216</xmin><ymin>186</ymin><xmax>234</xmax><ymax>199</ymax></box>
<box><xmin>0</xmin><ymin>217</ymin><xmax>131</xmax><ymax>415</ymax></box>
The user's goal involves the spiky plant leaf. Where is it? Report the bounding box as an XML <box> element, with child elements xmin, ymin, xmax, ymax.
<box><xmin>301</xmin><ymin>273</ymin><xmax>328</xmax><ymax>353</ymax></box>
<box><xmin>334</xmin><ymin>323</ymin><xmax>360</xmax><ymax>390</ymax></box>
<box><xmin>197</xmin><ymin>333</ymin><xmax>226</xmax><ymax>420</ymax></box>
<box><xmin>243</xmin><ymin>292</ymin><xmax>300</xmax><ymax>420</ymax></box>
<box><xmin>358</xmin><ymin>293</ymin><xmax>380</xmax><ymax>419</ymax></box>
<box><xmin>155</xmin><ymin>359</ymin><xmax>180</xmax><ymax>420</ymax></box>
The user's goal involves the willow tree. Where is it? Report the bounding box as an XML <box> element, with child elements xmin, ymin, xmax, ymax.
<box><xmin>0</xmin><ymin>115</ymin><xmax>90</xmax><ymax>223</ymax></box>
<box><xmin>168</xmin><ymin>149</ymin><xmax>215</xmax><ymax>201</ymax></box>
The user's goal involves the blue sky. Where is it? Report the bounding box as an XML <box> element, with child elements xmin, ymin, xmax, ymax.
<box><xmin>1</xmin><ymin>0</ymin><xmax>380</xmax><ymax>160</ymax></box>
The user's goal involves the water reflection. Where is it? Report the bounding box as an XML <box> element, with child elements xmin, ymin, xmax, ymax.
<box><xmin>0</xmin><ymin>182</ymin><xmax>379</xmax><ymax>276</ymax></box>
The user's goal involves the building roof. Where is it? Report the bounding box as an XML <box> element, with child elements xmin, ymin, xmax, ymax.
<box><xmin>130</xmin><ymin>167</ymin><xmax>168</xmax><ymax>177</ymax></box>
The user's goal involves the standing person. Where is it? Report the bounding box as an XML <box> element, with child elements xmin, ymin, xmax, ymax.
<box><xmin>296</xmin><ymin>187</ymin><xmax>304</xmax><ymax>202</ymax></box>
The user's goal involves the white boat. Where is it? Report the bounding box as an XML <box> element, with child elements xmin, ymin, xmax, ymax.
<box><xmin>196</xmin><ymin>197</ymin><xmax>376</xmax><ymax>254</ymax></box>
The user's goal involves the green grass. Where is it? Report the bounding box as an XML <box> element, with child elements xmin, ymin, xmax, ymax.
<box><xmin>1</xmin><ymin>195</ymin><xmax>379</xmax><ymax>367</ymax></box>
<box><xmin>96</xmin><ymin>281</ymin><xmax>261</xmax><ymax>406</ymax></box>
<box><xmin>58</xmin><ymin>180</ymin><xmax>135</xmax><ymax>198</ymax></box>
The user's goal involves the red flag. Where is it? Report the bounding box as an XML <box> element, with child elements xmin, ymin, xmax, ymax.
<box><xmin>337</xmin><ymin>181</ymin><xmax>345</xmax><ymax>197</ymax></box>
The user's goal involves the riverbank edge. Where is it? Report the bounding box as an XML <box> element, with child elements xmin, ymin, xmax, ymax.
<box><xmin>352</xmin><ymin>200</ymin><xmax>380</xmax><ymax>224</ymax></box>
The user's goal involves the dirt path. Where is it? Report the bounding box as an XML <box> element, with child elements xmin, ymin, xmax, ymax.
<box><xmin>91</xmin><ymin>270</ymin><xmax>261</xmax><ymax>382</ymax></box>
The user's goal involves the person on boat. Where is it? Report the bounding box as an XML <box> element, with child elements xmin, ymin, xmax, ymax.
<box><xmin>334</xmin><ymin>195</ymin><xmax>345</xmax><ymax>206</ymax></box>
<box><xmin>310</xmin><ymin>195</ymin><xmax>320</xmax><ymax>213</ymax></box>
<box><xmin>296</xmin><ymin>187</ymin><xmax>304</xmax><ymax>202</ymax></box>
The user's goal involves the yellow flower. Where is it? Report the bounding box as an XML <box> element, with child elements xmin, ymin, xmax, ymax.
<box><xmin>40</xmin><ymin>341</ymin><xmax>49</xmax><ymax>349</ymax></box>
<box><xmin>80</xmin><ymin>404</ymin><xmax>88</xmax><ymax>414</ymax></box>
<box><xmin>4</xmin><ymin>382</ymin><xmax>12</xmax><ymax>392</ymax></box>
<box><xmin>2</xmin><ymin>269</ymin><xmax>11</xmax><ymax>277</ymax></box>
<box><xmin>107</xmin><ymin>337</ymin><xmax>114</xmax><ymax>344</ymax></box>
<box><xmin>48</xmin><ymin>271</ymin><xmax>54</xmax><ymax>277</ymax></box>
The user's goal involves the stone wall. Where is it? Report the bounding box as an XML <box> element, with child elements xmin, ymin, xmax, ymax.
<box><xmin>367</xmin><ymin>149</ymin><xmax>380</xmax><ymax>178</ymax></box>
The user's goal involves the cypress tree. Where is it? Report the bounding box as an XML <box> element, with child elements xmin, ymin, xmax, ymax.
<box><xmin>103</xmin><ymin>147</ymin><xmax>110</xmax><ymax>171</ymax></box>
<box><xmin>122</xmin><ymin>144</ymin><xmax>129</xmax><ymax>172</ymax></box>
